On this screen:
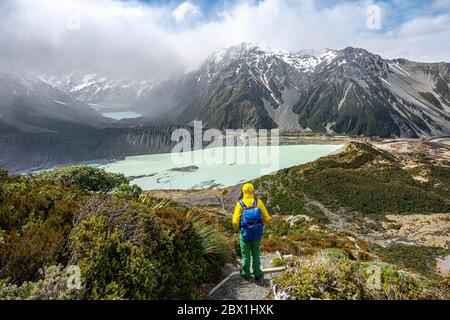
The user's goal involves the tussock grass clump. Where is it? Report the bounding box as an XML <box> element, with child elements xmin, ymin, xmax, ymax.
<box><xmin>190</xmin><ymin>214</ymin><xmax>235</xmax><ymax>267</ymax></box>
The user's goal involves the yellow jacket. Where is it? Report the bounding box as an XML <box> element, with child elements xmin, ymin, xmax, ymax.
<box><xmin>232</xmin><ymin>183</ymin><xmax>270</xmax><ymax>232</ymax></box>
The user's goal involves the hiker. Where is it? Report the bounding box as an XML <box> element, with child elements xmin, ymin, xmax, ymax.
<box><xmin>232</xmin><ymin>183</ymin><xmax>270</xmax><ymax>281</ymax></box>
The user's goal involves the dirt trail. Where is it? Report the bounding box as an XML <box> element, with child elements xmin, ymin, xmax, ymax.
<box><xmin>208</xmin><ymin>254</ymin><xmax>282</xmax><ymax>300</ymax></box>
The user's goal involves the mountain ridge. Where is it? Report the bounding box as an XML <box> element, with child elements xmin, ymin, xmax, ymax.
<box><xmin>1</xmin><ymin>43</ymin><xmax>450</xmax><ymax>172</ymax></box>
<box><xmin>30</xmin><ymin>43</ymin><xmax>450</xmax><ymax>138</ymax></box>
<box><xmin>130</xmin><ymin>43</ymin><xmax>450</xmax><ymax>138</ymax></box>
<box><xmin>0</xmin><ymin>73</ymin><xmax>109</xmax><ymax>134</ymax></box>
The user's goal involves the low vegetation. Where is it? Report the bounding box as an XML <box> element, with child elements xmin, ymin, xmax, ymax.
<box><xmin>37</xmin><ymin>166</ymin><xmax>129</xmax><ymax>193</ymax></box>
<box><xmin>1</xmin><ymin>142</ymin><xmax>449</xmax><ymax>300</ymax></box>
<box><xmin>0</xmin><ymin>168</ymin><xmax>234</xmax><ymax>300</ymax></box>
<box><xmin>261</xmin><ymin>216</ymin><xmax>362</xmax><ymax>257</ymax></box>
<box><xmin>254</xmin><ymin>142</ymin><xmax>450</xmax><ymax>226</ymax></box>
<box><xmin>272</xmin><ymin>249</ymin><xmax>450</xmax><ymax>300</ymax></box>
<box><xmin>370</xmin><ymin>243</ymin><xmax>448</xmax><ymax>278</ymax></box>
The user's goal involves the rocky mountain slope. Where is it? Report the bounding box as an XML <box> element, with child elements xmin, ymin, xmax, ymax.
<box><xmin>0</xmin><ymin>125</ymin><xmax>189</xmax><ymax>173</ymax></box>
<box><xmin>14</xmin><ymin>43</ymin><xmax>449</xmax><ymax>138</ymax></box>
<box><xmin>134</xmin><ymin>43</ymin><xmax>450</xmax><ymax>137</ymax></box>
<box><xmin>0</xmin><ymin>73</ymin><xmax>108</xmax><ymax>134</ymax></box>
<box><xmin>251</xmin><ymin>142</ymin><xmax>450</xmax><ymax>230</ymax></box>
<box><xmin>38</xmin><ymin>72</ymin><xmax>156</xmax><ymax>111</ymax></box>
<box><xmin>1</xmin><ymin>44</ymin><xmax>449</xmax><ymax>173</ymax></box>
<box><xmin>0</xmin><ymin>73</ymin><xmax>184</xmax><ymax>173</ymax></box>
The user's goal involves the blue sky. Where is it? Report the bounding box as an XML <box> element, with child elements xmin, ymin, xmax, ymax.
<box><xmin>0</xmin><ymin>0</ymin><xmax>449</xmax><ymax>76</ymax></box>
<box><xmin>134</xmin><ymin>0</ymin><xmax>449</xmax><ymax>29</ymax></box>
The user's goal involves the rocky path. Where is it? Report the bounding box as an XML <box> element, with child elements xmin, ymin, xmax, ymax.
<box><xmin>208</xmin><ymin>254</ymin><xmax>283</xmax><ymax>300</ymax></box>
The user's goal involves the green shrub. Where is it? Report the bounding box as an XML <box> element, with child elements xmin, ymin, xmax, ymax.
<box><xmin>0</xmin><ymin>173</ymin><xmax>85</xmax><ymax>284</ymax></box>
<box><xmin>265</xmin><ymin>217</ymin><xmax>291</xmax><ymax>238</ymax></box>
<box><xmin>272</xmin><ymin>257</ymin><xmax>283</xmax><ymax>268</ymax></box>
<box><xmin>71</xmin><ymin>214</ymin><xmax>157</xmax><ymax>300</ymax></box>
<box><xmin>0</xmin><ymin>200</ymin><xmax>76</xmax><ymax>283</ymax></box>
<box><xmin>0</xmin><ymin>265</ymin><xmax>84</xmax><ymax>300</ymax></box>
<box><xmin>0</xmin><ymin>229</ymin><xmax>5</xmax><ymax>245</ymax></box>
<box><xmin>37</xmin><ymin>166</ymin><xmax>128</xmax><ymax>193</ymax></box>
<box><xmin>0</xmin><ymin>178</ymin><xmax>83</xmax><ymax>231</ymax></box>
<box><xmin>112</xmin><ymin>184</ymin><xmax>142</xmax><ymax>200</ymax></box>
<box><xmin>272</xmin><ymin>249</ymin><xmax>448</xmax><ymax>300</ymax></box>
<box><xmin>68</xmin><ymin>197</ymin><xmax>234</xmax><ymax>300</ymax></box>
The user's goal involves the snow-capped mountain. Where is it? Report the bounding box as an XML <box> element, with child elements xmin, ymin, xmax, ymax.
<box><xmin>293</xmin><ymin>47</ymin><xmax>450</xmax><ymax>137</ymax></box>
<box><xmin>38</xmin><ymin>72</ymin><xmax>156</xmax><ymax>110</ymax></box>
<box><xmin>0</xmin><ymin>73</ymin><xmax>108</xmax><ymax>134</ymax></box>
<box><xmin>1</xmin><ymin>43</ymin><xmax>449</xmax><ymax>172</ymax></box>
<box><xmin>2</xmin><ymin>43</ymin><xmax>449</xmax><ymax>138</ymax></box>
<box><xmin>0</xmin><ymin>72</ymin><xmax>179</xmax><ymax>172</ymax></box>
<box><xmin>134</xmin><ymin>43</ymin><xmax>450</xmax><ymax>137</ymax></box>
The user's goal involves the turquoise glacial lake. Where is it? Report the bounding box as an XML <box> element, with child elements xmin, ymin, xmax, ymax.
<box><xmin>102</xmin><ymin>144</ymin><xmax>343</xmax><ymax>190</ymax></box>
<box><xmin>102</xmin><ymin>111</ymin><xmax>142</xmax><ymax>120</ymax></box>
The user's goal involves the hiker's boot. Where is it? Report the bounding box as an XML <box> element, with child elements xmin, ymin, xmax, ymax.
<box><xmin>254</xmin><ymin>275</ymin><xmax>264</xmax><ymax>284</ymax></box>
<box><xmin>241</xmin><ymin>271</ymin><xmax>250</xmax><ymax>281</ymax></box>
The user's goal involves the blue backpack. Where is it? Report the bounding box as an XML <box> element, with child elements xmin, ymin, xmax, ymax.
<box><xmin>239</xmin><ymin>199</ymin><xmax>264</xmax><ymax>241</ymax></box>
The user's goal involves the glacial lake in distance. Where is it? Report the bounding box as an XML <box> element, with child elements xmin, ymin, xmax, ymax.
<box><xmin>102</xmin><ymin>111</ymin><xmax>142</xmax><ymax>120</ymax></box>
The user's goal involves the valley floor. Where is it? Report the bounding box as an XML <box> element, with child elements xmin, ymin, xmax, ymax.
<box><xmin>2</xmin><ymin>137</ymin><xmax>449</xmax><ymax>300</ymax></box>
<box><xmin>146</xmin><ymin>138</ymin><xmax>450</xmax><ymax>287</ymax></box>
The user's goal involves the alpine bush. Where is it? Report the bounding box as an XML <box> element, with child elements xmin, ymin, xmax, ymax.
<box><xmin>37</xmin><ymin>166</ymin><xmax>128</xmax><ymax>193</ymax></box>
<box><xmin>0</xmin><ymin>169</ymin><xmax>234</xmax><ymax>300</ymax></box>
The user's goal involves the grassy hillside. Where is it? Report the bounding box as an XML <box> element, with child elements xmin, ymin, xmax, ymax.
<box><xmin>253</xmin><ymin>142</ymin><xmax>450</xmax><ymax>229</ymax></box>
<box><xmin>247</xmin><ymin>142</ymin><xmax>449</xmax><ymax>287</ymax></box>
<box><xmin>1</xmin><ymin>143</ymin><xmax>449</xmax><ymax>300</ymax></box>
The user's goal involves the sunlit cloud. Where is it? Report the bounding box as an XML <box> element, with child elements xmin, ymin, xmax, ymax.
<box><xmin>0</xmin><ymin>0</ymin><xmax>448</xmax><ymax>78</ymax></box>
<box><xmin>172</xmin><ymin>1</ymin><xmax>202</xmax><ymax>23</ymax></box>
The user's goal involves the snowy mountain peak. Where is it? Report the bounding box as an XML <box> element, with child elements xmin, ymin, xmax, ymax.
<box><xmin>134</xmin><ymin>44</ymin><xmax>449</xmax><ymax>138</ymax></box>
<box><xmin>205</xmin><ymin>43</ymin><xmax>342</xmax><ymax>75</ymax></box>
<box><xmin>38</xmin><ymin>72</ymin><xmax>156</xmax><ymax>110</ymax></box>
<box><xmin>11</xmin><ymin>43</ymin><xmax>448</xmax><ymax>139</ymax></box>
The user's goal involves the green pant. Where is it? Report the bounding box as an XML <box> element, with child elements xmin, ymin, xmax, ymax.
<box><xmin>239</xmin><ymin>235</ymin><xmax>262</xmax><ymax>278</ymax></box>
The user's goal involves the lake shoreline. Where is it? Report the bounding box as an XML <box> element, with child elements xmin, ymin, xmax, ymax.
<box><xmin>103</xmin><ymin>144</ymin><xmax>344</xmax><ymax>190</ymax></box>
<box><xmin>20</xmin><ymin>134</ymin><xmax>449</xmax><ymax>179</ymax></box>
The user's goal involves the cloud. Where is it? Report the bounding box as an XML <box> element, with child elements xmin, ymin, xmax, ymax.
<box><xmin>433</xmin><ymin>0</ymin><xmax>450</xmax><ymax>9</ymax></box>
<box><xmin>0</xmin><ymin>0</ymin><xmax>448</xmax><ymax>78</ymax></box>
<box><xmin>172</xmin><ymin>1</ymin><xmax>202</xmax><ymax>23</ymax></box>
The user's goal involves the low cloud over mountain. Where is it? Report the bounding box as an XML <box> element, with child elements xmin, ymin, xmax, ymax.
<box><xmin>0</xmin><ymin>0</ymin><xmax>449</xmax><ymax>77</ymax></box>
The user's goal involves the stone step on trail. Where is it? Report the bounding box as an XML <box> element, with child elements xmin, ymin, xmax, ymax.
<box><xmin>208</xmin><ymin>254</ymin><xmax>285</xmax><ymax>300</ymax></box>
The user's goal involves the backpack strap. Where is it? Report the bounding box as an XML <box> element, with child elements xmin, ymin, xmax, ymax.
<box><xmin>239</xmin><ymin>199</ymin><xmax>258</xmax><ymax>209</ymax></box>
